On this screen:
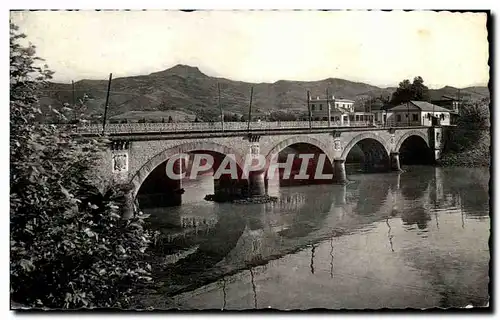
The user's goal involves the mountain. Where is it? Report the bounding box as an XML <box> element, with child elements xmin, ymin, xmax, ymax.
<box><xmin>38</xmin><ymin>64</ymin><xmax>490</xmax><ymax>122</ymax></box>
<box><xmin>429</xmin><ymin>85</ymin><xmax>490</xmax><ymax>102</ymax></box>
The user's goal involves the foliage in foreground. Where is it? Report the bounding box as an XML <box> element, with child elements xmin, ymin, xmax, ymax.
<box><xmin>10</xmin><ymin>23</ymin><xmax>153</xmax><ymax>309</ymax></box>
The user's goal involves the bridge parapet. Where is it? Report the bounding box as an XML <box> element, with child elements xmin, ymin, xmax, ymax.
<box><xmin>73</xmin><ymin>120</ymin><xmax>379</xmax><ymax>134</ymax></box>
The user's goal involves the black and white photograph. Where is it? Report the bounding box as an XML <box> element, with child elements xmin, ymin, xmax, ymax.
<box><xmin>8</xmin><ymin>8</ymin><xmax>491</xmax><ymax>311</ymax></box>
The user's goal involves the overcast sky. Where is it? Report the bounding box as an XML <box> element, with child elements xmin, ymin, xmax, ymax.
<box><xmin>11</xmin><ymin>10</ymin><xmax>489</xmax><ymax>89</ymax></box>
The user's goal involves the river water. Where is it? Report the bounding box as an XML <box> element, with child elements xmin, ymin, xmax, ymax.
<box><xmin>143</xmin><ymin>166</ymin><xmax>490</xmax><ymax>310</ymax></box>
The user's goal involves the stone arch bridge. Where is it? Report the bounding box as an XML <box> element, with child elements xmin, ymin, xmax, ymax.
<box><xmin>83</xmin><ymin>123</ymin><xmax>445</xmax><ymax>217</ymax></box>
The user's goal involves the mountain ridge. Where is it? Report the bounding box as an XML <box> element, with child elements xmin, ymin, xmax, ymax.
<box><xmin>39</xmin><ymin>64</ymin><xmax>490</xmax><ymax>122</ymax></box>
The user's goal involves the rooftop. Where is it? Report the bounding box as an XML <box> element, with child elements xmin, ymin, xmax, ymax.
<box><xmin>389</xmin><ymin>101</ymin><xmax>459</xmax><ymax>114</ymax></box>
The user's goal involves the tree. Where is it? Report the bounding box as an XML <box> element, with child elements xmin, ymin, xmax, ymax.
<box><xmin>269</xmin><ymin>110</ymin><xmax>297</xmax><ymax>121</ymax></box>
<box><xmin>440</xmin><ymin>98</ymin><xmax>490</xmax><ymax>167</ymax></box>
<box><xmin>10</xmin><ymin>23</ymin><xmax>153</xmax><ymax>309</ymax></box>
<box><xmin>360</xmin><ymin>95</ymin><xmax>391</xmax><ymax>112</ymax></box>
<box><xmin>411</xmin><ymin>76</ymin><xmax>430</xmax><ymax>101</ymax></box>
<box><xmin>223</xmin><ymin>113</ymin><xmax>240</xmax><ymax>122</ymax></box>
<box><xmin>390</xmin><ymin>76</ymin><xmax>430</xmax><ymax>106</ymax></box>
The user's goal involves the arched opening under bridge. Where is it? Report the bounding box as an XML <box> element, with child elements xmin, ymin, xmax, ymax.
<box><xmin>344</xmin><ymin>138</ymin><xmax>390</xmax><ymax>174</ymax></box>
<box><xmin>269</xmin><ymin>142</ymin><xmax>334</xmax><ymax>189</ymax></box>
<box><xmin>399</xmin><ymin>135</ymin><xmax>434</xmax><ymax>165</ymax></box>
<box><xmin>136</xmin><ymin>150</ymin><xmax>247</xmax><ymax>208</ymax></box>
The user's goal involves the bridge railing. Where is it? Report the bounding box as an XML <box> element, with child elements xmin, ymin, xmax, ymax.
<box><xmin>384</xmin><ymin>120</ymin><xmax>422</xmax><ymax>128</ymax></box>
<box><xmin>72</xmin><ymin>120</ymin><xmax>383</xmax><ymax>134</ymax></box>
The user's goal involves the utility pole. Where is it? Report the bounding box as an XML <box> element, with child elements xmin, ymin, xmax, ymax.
<box><xmin>368</xmin><ymin>98</ymin><xmax>372</xmax><ymax>125</ymax></box>
<box><xmin>432</xmin><ymin>100</ymin><xmax>435</xmax><ymax>126</ymax></box>
<box><xmin>102</xmin><ymin>73</ymin><xmax>112</xmax><ymax>134</ymax></box>
<box><xmin>407</xmin><ymin>101</ymin><xmax>410</xmax><ymax>127</ymax></box>
<box><xmin>307</xmin><ymin>90</ymin><xmax>312</xmax><ymax>129</ymax></box>
<box><xmin>72</xmin><ymin>80</ymin><xmax>76</xmax><ymax>121</ymax></box>
<box><xmin>326</xmin><ymin>88</ymin><xmax>331</xmax><ymax>127</ymax></box>
<box><xmin>247</xmin><ymin>86</ymin><xmax>253</xmax><ymax>133</ymax></box>
<box><xmin>72</xmin><ymin>80</ymin><xmax>76</xmax><ymax>106</ymax></box>
<box><xmin>218</xmin><ymin>83</ymin><xmax>224</xmax><ymax>131</ymax></box>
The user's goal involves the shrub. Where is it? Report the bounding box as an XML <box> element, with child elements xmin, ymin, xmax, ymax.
<box><xmin>10</xmin><ymin>23</ymin><xmax>153</xmax><ymax>309</ymax></box>
<box><xmin>440</xmin><ymin>99</ymin><xmax>491</xmax><ymax>167</ymax></box>
<box><xmin>443</xmin><ymin>100</ymin><xmax>490</xmax><ymax>153</ymax></box>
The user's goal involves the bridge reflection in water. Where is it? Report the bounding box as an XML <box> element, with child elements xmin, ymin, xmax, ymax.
<box><xmin>141</xmin><ymin>166</ymin><xmax>490</xmax><ymax>309</ymax></box>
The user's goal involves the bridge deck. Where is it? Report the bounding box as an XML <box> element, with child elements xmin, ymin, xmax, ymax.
<box><xmin>72</xmin><ymin>121</ymin><xmax>432</xmax><ymax>139</ymax></box>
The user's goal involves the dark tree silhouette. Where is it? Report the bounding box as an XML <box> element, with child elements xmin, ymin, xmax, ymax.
<box><xmin>390</xmin><ymin>76</ymin><xmax>430</xmax><ymax>106</ymax></box>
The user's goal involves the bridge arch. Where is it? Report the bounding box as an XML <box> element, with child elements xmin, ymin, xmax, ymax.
<box><xmin>395</xmin><ymin>130</ymin><xmax>433</xmax><ymax>165</ymax></box>
<box><xmin>130</xmin><ymin>141</ymin><xmax>246</xmax><ymax>197</ymax></box>
<box><xmin>265</xmin><ymin>136</ymin><xmax>335</xmax><ymax>164</ymax></box>
<box><xmin>340</xmin><ymin>132</ymin><xmax>391</xmax><ymax>160</ymax></box>
<box><xmin>395</xmin><ymin>130</ymin><xmax>430</xmax><ymax>152</ymax></box>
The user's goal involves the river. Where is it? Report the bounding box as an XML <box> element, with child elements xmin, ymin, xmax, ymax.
<box><xmin>141</xmin><ymin>165</ymin><xmax>490</xmax><ymax>310</ymax></box>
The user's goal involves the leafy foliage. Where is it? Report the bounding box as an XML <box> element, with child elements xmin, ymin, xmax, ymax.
<box><xmin>223</xmin><ymin>113</ymin><xmax>242</xmax><ymax>122</ymax></box>
<box><xmin>440</xmin><ymin>98</ymin><xmax>490</xmax><ymax>167</ymax></box>
<box><xmin>268</xmin><ymin>110</ymin><xmax>297</xmax><ymax>121</ymax></box>
<box><xmin>390</xmin><ymin>76</ymin><xmax>430</xmax><ymax>106</ymax></box>
<box><xmin>10</xmin><ymin>23</ymin><xmax>153</xmax><ymax>309</ymax></box>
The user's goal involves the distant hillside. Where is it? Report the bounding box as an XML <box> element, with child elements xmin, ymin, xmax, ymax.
<box><xmin>38</xmin><ymin>64</ymin><xmax>489</xmax><ymax>122</ymax></box>
<box><xmin>429</xmin><ymin>85</ymin><xmax>490</xmax><ymax>102</ymax></box>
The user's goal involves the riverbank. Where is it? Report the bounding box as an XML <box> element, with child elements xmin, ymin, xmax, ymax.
<box><xmin>439</xmin><ymin>129</ymin><xmax>490</xmax><ymax>168</ymax></box>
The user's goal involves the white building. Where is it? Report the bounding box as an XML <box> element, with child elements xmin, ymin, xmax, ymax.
<box><xmin>375</xmin><ymin>101</ymin><xmax>455</xmax><ymax>127</ymax></box>
<box><xmin>308</xmin><ymin>96</ymin><xmax>371</xmax><ymax>125</ymax></box>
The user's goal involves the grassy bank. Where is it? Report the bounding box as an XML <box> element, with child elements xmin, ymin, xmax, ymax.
<box><xmin>439</xmin><ymin>129</ymin><xmax>490</xmax><ymax>168</ymax></box>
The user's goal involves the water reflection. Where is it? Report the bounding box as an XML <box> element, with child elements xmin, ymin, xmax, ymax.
<box><xmin>401</xmin><ymin>206</ymin><xmax>432</xmax><ymax>230</ymax></box>
<box><xmin>386</xmin><ymin>218</ymin><xmax>395</xmax><ymax>252</ymax></box>
<box><xmin>219</xmin><ymin>276</ymin><xmax>227</xmax><ymax>310</ymax></box>
<box><xmin>145</xmin><ymin>166</ymin><xmax>490</xmax><ymax>309</ymax></box>
<box><xmin>310</xmin><ymin>244</ymin><xmax>316</xmax><ymax>275</ymax></box>
<box><xmin>329</xmin><ymin>237</ymin><xmax>334</xmax><ymax>278</ymax></box>
<box><xmin>249</xmin><ymin>268</ymin><xmax>258</xmax><ymax>309</ymax></box>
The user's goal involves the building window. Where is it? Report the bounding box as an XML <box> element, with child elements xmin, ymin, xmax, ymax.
<box><xmin>319</xmin><ymin>104</ymin><xmax>323</xmax><ymax>110</ymax></box>
<box><xmin>397</xmin><ymin>114</ymin><xmax>402</xmax><ymax>122</ymax></box>
<box><xmin>311</xmin><ymin>105</ymin><xmax>315</xmax><ymax>111</ymax></box>
<box><xmin>412</xmin><ymin>114</ymin><xmax>418</xmax><ymax>121</ymax></box>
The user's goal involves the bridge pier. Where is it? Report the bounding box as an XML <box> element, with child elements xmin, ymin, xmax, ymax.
<box><xmin>390</xmin><ymin>152</ymin><xmax>403</xmax><ymax>172</ymax></box>
<box><xmin>248</xmin><ymin>170</ymin><xmax>267</xmax><ymax>197</ymax></box>
<box><xmin>333</xmin><ymin>159</ymin><xmax>348</xmax><ymax>184</ymax></box>
<box><xmin>214</xmin><ymin>174</ymin><xmax>247</xmax><ymax>200</ymax></box>
<box><xmin>123</xmin><ymin>190</ymin><xmax>135</xmax><ymax>220</ymax></box>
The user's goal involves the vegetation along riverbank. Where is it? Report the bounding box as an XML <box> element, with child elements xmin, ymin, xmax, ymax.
<box><xmin>439</xmin><ymin>100</ymin><xmax>490</xmax><ymax>168</ymax></box>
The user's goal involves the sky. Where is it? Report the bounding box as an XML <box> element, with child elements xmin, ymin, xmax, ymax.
<box><xmin>10</xmin><ymin>10</ymin><xmax>489</xmax><ymax>89</ymax></box>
